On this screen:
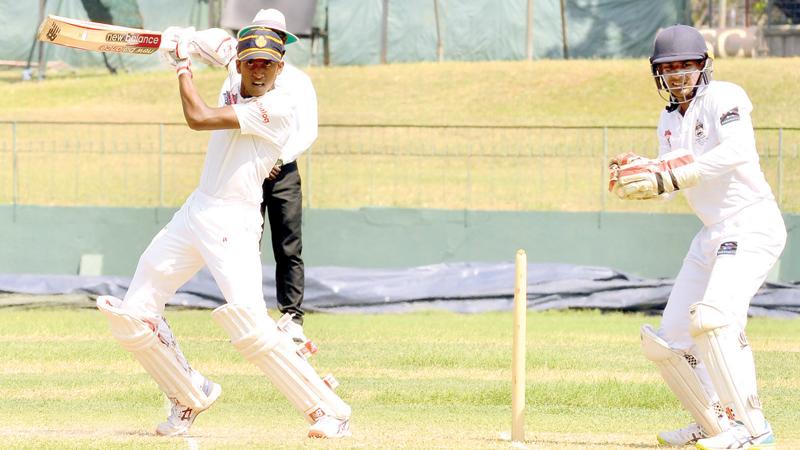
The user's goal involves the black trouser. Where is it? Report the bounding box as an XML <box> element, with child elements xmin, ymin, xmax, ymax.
<box><xmin>260</xmin><ymin>161</ymin><xmax>304</xmax><ymax>324</ymax></box>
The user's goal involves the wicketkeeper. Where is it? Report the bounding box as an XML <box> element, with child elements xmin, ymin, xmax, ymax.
<box><xmin>95</xmin><ymin>20</ymin><xmax>351</xmax><ymax>439</ymax></box>
<box><xmin>610</xmin><ymin>24</ymin><xmax>785</xmax><ymax>450</ymax></box>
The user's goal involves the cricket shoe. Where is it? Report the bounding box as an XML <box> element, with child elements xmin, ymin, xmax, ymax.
<box><xmin>657</xmin><ymin>423</ymin><xmax>708</xmax><ymax>446</ymax></box>
<box><xmin>155</xmin><ymin>380</ymin><xmax>222</xmax><ymax>436</ymax></box>
<box><xmin>307</xmin><ymin>415</ymin><xmax>351</xmax><ymax>439</ymax></box>
<box><xmin>695</xmin><ymin>422</ymin><xmax>776</xmax><ymax>450</ymax></box>
<box><xmin>283</xmin><ymin>320</ymin><xmax>308</xmax><ymax>344</ymax></box>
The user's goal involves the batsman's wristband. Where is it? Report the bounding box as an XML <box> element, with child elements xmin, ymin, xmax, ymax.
<box><xmin>176</xmin><ymin>61</ymin><xmax>192</xmax><ymax>78</ymax></box>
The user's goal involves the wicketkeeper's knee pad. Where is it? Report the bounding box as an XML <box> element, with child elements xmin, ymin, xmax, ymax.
<box><xmin>211</xmin><ymin>304</ymin><xmax>351</xmax><ymax>423</ymax></box>
<box><xmin>640</xmin><ymin>324</ymin><xmax>727</xmax><ymax>435</ymax></box>
<box><xmin>690</xmin><ymin>302</ymin><xmax>766</xmax><ymax>436</ymax></box>
<box><xmin>96</xmin><ymin>295</ymin><xmax>214</xmax><ymax>409</ymax></box>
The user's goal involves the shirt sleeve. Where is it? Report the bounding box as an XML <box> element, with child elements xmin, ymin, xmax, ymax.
<box><xmin>695</xmin><ymin>84</ymin><xmax>758</xmax><ymax>180</ymax></box>
<box><xmin>656</xmin><ymin>112</ymin><xmax>671</xmax><ymax>157</ymax></box>
<box><xmin>232</xmin><ymin>89</ymin><xmax>295</xmax><ymax>148</ymax></box>
<box><xmin>278</xmin><ymin>67</ymin><xmax>319</xmax><ymax>163</ymax></box>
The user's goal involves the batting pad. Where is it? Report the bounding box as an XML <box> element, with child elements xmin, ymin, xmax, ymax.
<box><xmin>690</xmin><ymin>302</ymin><xmax>766</xmax><ymax>436</ymax></box>
<box><xmin>97</xmin><ymin>295</ymin><xmax>214</xmax><ymax>410</ymax></box>
<box><xmin>640</xmin><ymin>324</ymin><xmax>727</xmax><ymax>435</ymax></box>
<box><xmin>211</xmin><ymin>304</ymin><xmax>351</xmax><ymax>423</ymax></box>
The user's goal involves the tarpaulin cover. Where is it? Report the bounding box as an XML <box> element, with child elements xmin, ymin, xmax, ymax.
<box><xmin>2</xmin><ymin>262</ymin><xmax>799</xmax><ymax>318</ymax></box>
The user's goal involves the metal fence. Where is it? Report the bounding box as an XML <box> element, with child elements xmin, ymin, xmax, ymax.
<box><xmin>1</xmin><ymin>121</ymin><xmax>799</xmax><ymax>213</ymax></box>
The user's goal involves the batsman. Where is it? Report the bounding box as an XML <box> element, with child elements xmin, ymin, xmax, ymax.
<box><xmin>95</xmin><ymin>18</ymin><xmax>351</xmax><ymax>439</ymax></box>
<box><xmin>609</xmin><ymin>25</ymin><xmax>785</xmax><ymax>449</ymax></box>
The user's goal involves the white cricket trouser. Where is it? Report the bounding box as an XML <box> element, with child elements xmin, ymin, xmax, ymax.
<box><xmin>658</xmin><ymin>199</ymin><xmax>786</xmax><ymax>395</ymax></box>
<box><xmin>121</xmin><ymin>190</ymin><xmax>265</xmax><ymax>317</ymax></box>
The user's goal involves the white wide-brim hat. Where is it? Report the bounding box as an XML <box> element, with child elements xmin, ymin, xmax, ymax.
<box><xmin>240</xmin><ymin>8</ymin><xmax>298</xmax><ymax>44</ymax></box>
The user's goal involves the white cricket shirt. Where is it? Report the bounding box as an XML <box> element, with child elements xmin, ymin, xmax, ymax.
<box><xmin>656</xmin><ymin>80</ymin><xmax>775</xmax><ymax>226</ymax></box>
<box><xmin>275</xmin><ymin>63</ymin><xmax>319</xmax><ymax>164</ymax></box>
<box><xmin>195</xmin><ymin>81</ymin><xmax>295</xmax><ymax>205</ymax></box>
<box><xmin>222</xmin><ymin>62</ymin><xmax>318</xmax><ymax>164</ymax></box>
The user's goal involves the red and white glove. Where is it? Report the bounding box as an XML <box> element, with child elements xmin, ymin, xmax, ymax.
<box><xmin>158</xmin><ymin>26</ymin><xmax>195</xmax><ymax>76</ymax></box>
<box><xmin>608</xmin><ymin>152</ymin><xmax>647</xmax><ymax>194</ymax></box>
<box><xmin>190</xmin><ymin>28</ymin><xmax>236</xmax><ymax>68</ymax></box>
<box><xmin>609</xmin><ymin>150</ymin><xmax>700</xmax><ymax>200</ymax></box>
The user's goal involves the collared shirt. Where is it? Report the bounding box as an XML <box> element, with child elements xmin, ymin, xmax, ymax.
<box><xmin>656</xmin><ymin>80</ymin><xmax>774</xmax><ymax>226</ymax></box>
<box><xmin>223</xmin><ymin>62</ymin><xmax>318</xmax><ymax>164</ymax></box>
<box><xmin>195</xmin><ymin>81</ymin><xmax>295</xmax><ymax>205</ymax></box>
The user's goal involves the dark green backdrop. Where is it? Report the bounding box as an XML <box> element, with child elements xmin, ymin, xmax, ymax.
<box><xmin>1</xmin><ymin>205</ymin><xmax>797</xmax><ymax>281</ymax></box>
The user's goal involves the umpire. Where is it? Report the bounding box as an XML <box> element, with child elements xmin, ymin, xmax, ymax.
<box><xmin>252</xmin><ymin>9</ymin><xmax>318</xmax><ymax>340</ymax></box>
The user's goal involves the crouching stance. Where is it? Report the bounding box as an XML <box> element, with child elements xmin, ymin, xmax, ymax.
<box><xmin>612</xmin><ymin>25</ymin><xmax>785</xmax><ymax>449</ymax></box>
<box><xmin>97</xmin><ymin>20</ymin><xmax>350</xmax><ymax>438</ymax></box>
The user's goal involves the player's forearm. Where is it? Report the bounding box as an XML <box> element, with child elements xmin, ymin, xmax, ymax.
<box><xmin>178</xmin><ymin>74</ymin><xmax>209</xmax><ymax>129</ymax></box>
<box><xmin>177</xmin><ymin>74</ymin><xmax>239</xmax><ymax>130</ymax></box>
<box><xmin>178</xmin><ymin>74</ymin><xmax>214</xmax><ymax>130</ymax></box>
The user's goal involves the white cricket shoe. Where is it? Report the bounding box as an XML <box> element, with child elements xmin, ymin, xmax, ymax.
<box><xmin>695</xmin><ymin>422</ymin><xmax>776</xmax><ymax>450</ymax></box>
<box><xmin>155</xmin><ymin>380</ymin><xmax>222</xmax><ymax>436</ymax></box>
<box><xmin>307</xmin><ymin>415</ymin><xmax>351</xmax><ymax>439</ymax></box>
<box><xmin>657</xmin><ymin>423</ymin><xmax>708</xmax><ymax>446</ymax></box>
<box><xmin>284</xmin><ymin>320</ymin><xmax>308</xmax><ymax>344</ymax></box>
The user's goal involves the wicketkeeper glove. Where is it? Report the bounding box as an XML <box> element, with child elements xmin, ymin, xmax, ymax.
<box><xmin>608</xmin><ymin>149</ymin><xmax>700</xmax><ymax>200</ymax></box>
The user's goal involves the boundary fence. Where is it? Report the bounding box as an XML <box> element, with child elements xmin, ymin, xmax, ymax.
<box><xmin>1</xmin><ymin>121</ymin><xmax>798</xmax><ymax>213</ymax></box>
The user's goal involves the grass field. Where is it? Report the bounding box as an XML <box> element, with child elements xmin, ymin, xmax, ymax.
<box><xmin>3</xmin><ymin>59</ymin><xmax>800</xmax><ymax>127</ymax></box>
<box><xmin>1</xmin><ymin>59</ymin><xmax>799</xmax><ymax>211</ymax></box>
<box><xmin>1</xmin><ymin>302</ymin><xmax>799</xmax><ymax>449</ymax></box>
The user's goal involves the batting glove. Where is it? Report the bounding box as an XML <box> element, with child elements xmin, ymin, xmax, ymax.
<box><xmin>191</xmin><ymin>28</ymin><xmax>236</xmax><ymax>68</ymax></box>
<box><xmin>158</xmin><ymin>26</ymin><xmax>195</xmax><ymax>74</ymax></box>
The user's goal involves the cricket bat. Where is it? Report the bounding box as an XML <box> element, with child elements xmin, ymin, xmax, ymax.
<box><xmin>37</xmin><ymin>14</ymin><xmax>166</xmax><ymax>54</ymax></box>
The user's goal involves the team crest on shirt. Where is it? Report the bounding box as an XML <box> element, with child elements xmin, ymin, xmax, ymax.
<box><xmin>717</xmin><ymin>241</ymin><xmax>738</xmax><ymax>256</ymax></box>
<box><xmin>223</xmin><ymin>90</ymin><xmax>238</xmax><ymax>105</ymax></box>
<box><xmin>694</xmin><ymin>120</ymin><xmax>707</xmax><ymax>145</ymax></box>
<box><xmin>720</xmin><ymin>107</ymin><xmax>740</xmax><ymax>125</ymax></box>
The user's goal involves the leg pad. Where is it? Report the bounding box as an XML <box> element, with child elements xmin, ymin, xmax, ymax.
<box><xmin>690</xmin><ymin>302</ymin><xmax>766</xmax><ymax>436</ymax></box>
<box><xmin>212</xmin><ymin>304</ymin><xmax>351</xmax><ymax>423</ymax></box>
<box><xmin>97</xmin><ymin>295</ymin><xmax>213</xmax><ymax>409</ymax></box>
<box><xmin>641</xmin><ymin>324</ymin><xmax>726</xmax><ymax>435</ymax></box>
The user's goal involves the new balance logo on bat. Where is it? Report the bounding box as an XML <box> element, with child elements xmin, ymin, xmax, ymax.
<box><xmin>46</xmin><ymin>23</ymin><xmax>61</xmax><ymax>41</ymax></box>
<box><xmin>105</xmin><ymin>32</ymin><xmax>160</xmax><ymax>47</ymax></box>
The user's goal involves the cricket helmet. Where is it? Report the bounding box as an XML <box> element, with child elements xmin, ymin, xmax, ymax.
<box><xmin>650</xmin><ymin>25</ymin><xmax>713</xmax><ymax>108</ymax></box>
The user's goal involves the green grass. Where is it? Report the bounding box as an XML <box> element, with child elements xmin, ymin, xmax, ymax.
<box><xmin>3</xmin><ymin>59</ymin><xmax>800</xmax><ymax>126</ymax></box>
<box><xmin>1</xmin><ymin>59</ymin><xmax>799</xmax><ymax>211</ymax></box>
<box><xmin>1</xmin><ymin>304</ymin><xmax>799</xmax><ymax>449</ymax></box>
